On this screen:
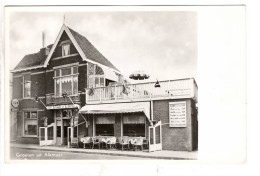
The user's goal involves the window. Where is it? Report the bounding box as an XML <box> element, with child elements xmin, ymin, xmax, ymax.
<box><xmin>24</xmin><ymin>111</ymin><xmax>38</xmax><ymax>136</ymax></box>
<box><xmin>123</xmin><ymin>115</ymin><xmax>145</xmax><ymax>137</ymax></box>
<box><xmin>62</xmin><ymin>44</ymin><xmax>70</xmax><ymax>57</ymax></box>
<box><xmin>88</xmin><ymin>64</ymin><xmax>105</xmax><ymax>88</ymax></box>
<box><xmin>54</xmin><ymin>65</ymin><xmax>78</xmax><ymax>95</ymax></box>
<box><xmin>23</xmin><ymin>74</ymin><xmax>31</xmax><ymax>98</ymax></box>
<box><xmin>95</xmin><ymin>116</ymin><xmax>115</xmax><ymax>136</ymax></box>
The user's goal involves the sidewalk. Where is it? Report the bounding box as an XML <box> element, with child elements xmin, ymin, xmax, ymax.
<box><xmin>10</xmin><ymin>143</ymin><xmax>197</xmax><ymax>160</ymax></box>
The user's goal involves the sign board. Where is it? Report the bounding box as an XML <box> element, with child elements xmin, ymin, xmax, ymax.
<box><xmin>11</xmin><ymin>99</ymin><xmax>19</xmax><ymax>108</ymax></box>
<box><xmin>46</xmin><ymin>104</ymin><xmax>80</xmax><ymax>110</ymax></box>
<box><xmin>169</xmin><ymin>102</ymin><xmax>186</xmax><ymax>127</ymax></box>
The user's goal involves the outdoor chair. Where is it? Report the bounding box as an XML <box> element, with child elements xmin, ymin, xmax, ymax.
<box><xmin>80</xmin><ymin>137</ymin><xmax>92</xmax><ymax>149</ymax></box>
<box><xmin>143</xmin><ymin>138</ymin><xmax>149</xmax><ymax>150</ymax></box>
<box><xmin>134</xmin><ymin>137</ymin><xmax>144</xmax><ymax>151</ymax></box>
<box><xmin>107</xmin><ymin>137</ymin><xmax>116</xmax><ymax>149</ymax></box>
<box><xmin>128</xmin><ymin>138</ymin><xmax>137</xmax><ymax>151</ymax></box>
<box><xmin>119</xmin><ymin>137</ymin><xmax>129</xmax><ymax>150</ymax></box>
<box><xmin>92</xmin><ymin>137</ymin><xmax>100</xmax><ymax>149</ymax></box>
<box><xmin>100</xmin><ymin>137</ymin><xmax>109</xmax><ymax>149</ymax></box>
<box><xmin>70</xmin><ymin>138</ymin><xmax>79</xmax><ymax>148</ymax></box>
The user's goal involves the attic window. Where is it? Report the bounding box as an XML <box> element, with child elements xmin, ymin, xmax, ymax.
<box><xmin>62</xmin><ymin>43</ymin><xmax>70</xmax><ymax>57</ymax></box>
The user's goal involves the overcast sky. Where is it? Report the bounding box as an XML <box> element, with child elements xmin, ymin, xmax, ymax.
<box><xmin>9</xmin><ymin>10</ymin><xmax>197</xmax><ymax>83</ymax></box>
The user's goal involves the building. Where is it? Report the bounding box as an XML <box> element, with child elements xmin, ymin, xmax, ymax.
<box><xmin>11</xmin><ymin>24</ymin><xmax>198</xmax><ymax>151</ymax></box>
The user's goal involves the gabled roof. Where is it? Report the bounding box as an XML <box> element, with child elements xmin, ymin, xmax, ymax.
<box><xmin>12</xmin><ymin>24</ymin><xmax>120</xmax><ymax>73</ymax></box>
<box><xmin>68</xmin><ymin>27</ymin><xmax>119</xmax><ymax>72</ymax></box>
<box><xmin>14</xmin><ymin>52</ymin><xmax>46</xmax><ymax>71</ymax></box>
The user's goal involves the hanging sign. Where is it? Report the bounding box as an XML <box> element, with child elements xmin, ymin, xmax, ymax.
<box><xmin>46</xmin><ymin>104</ymin><xmax>80</xmax><ymax>110</ymax></box>
<box><xmin>169</xmin><ymin>102</ymin><xmax>186</xmax><ymax>127</ymax></box>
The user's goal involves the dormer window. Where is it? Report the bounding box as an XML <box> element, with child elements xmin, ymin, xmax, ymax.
<box><xmin>62</xmin><ymin>43</ymin><xmax>70</xmax><ymax>57</ymax></box>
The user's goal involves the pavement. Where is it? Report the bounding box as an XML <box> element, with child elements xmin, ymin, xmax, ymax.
<box><xmin>10</xmin><ymin>142</ymin><xmax>198</xmax><ymax>160</ymax></box>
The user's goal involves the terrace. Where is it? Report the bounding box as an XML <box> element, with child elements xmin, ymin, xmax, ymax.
<box><xmin>85</xmin><ymin>78</ymin><xmax>198</xmax><ymax>104</ymax></box>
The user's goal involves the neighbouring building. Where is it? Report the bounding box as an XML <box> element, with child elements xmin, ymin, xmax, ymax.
<box><xmin>11</xmin><ymin>24</ymin><xmax>198</xmax><ymax>151</ymax></box>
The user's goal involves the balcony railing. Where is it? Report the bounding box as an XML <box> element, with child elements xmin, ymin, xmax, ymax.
<box><xmin>46</xmin><ymin>91</ymin><xmax>81</xmax><ymax>106</ymax></box>
<box><xmin>85</xmin><ymin>78</ymin><xmax>198</xmax><ymax>104</ymax></box>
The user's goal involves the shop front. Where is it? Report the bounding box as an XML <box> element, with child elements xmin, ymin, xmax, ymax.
<box><xmin>39</xmin><ymin>105</ymin><xmax>80</xmax><ymax>146</ymax></box>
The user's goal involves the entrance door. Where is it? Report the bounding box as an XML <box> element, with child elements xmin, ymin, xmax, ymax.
<box><xmin>149</xmin><ymin>121</ymin><xmax>162</xmax><ymax>152</ymax></box>
<box><xmin>39</xmin><ymin>123</ymin><xmax>55</xmax><ymax>146</ymax></box>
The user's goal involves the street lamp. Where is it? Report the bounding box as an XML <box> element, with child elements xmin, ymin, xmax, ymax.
<box><xmin>154</xmin><ymin>79</ymin><xmax>161</xmax><ymax>88</ymax></box>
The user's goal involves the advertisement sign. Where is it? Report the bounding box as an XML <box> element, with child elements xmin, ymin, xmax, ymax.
<box><xmin>169</xmin><ymin>102</ymin><xmax>186</xmax><ymax>127</ymax></box>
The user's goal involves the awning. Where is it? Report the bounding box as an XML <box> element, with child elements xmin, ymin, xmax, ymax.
<box><xmin>79</xmin><ymin>102</ymin><xmax>151</xmax><ymax>121</ymax></box>
<box><xmin>98</xmin><ymin>64</ymin><xmax>118</xmax><ymax>82</ymax></box>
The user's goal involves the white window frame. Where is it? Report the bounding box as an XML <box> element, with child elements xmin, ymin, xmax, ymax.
<box><xmin>89</xmin><ymin>75</ymin><xmax>105</xmax><ymax>88</ymax></box>
<box><xmin>23</xmin><ymin>110</ymin><xmax>38</xmax><ymax>137</ymax></box>
<box><xmin>53</xmin><ymin>64</ymin><xmax>79</xmax><ymax>96</ymax></box>
<box><xmin>22</xmin><ymin>74</ymin><xmax>31</xmax><ymax>99</ymax></box>
<box><xmin>62</xmin><ymin>43</ymin><xmax>70</xmax><ymax>57</ymax></box>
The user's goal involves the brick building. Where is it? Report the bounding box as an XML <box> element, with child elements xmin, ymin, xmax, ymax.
<box><xmin>11</xmin><ymin>24</ymin><xmax>198</xmax><ymax>151</ymax></box>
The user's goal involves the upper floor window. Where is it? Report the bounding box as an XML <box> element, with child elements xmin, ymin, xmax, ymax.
<box><xmin>54</xmin><ymin>65</ymin><xmax>78</xmax><ymax>96</ymax></box>
<box><xmin>88</xmin><ymin>64</ymin><xmax>105</xmax><ymax>88</ymax></box>
<box><xmin>62</xmin><ymin>43</ymin><xmax>70</xmax><ymax>57</ymax></box>
<box><xmin>23</xmin><ymin>74</ymin><xmax>31</xmax><ymax>98</ymax></box>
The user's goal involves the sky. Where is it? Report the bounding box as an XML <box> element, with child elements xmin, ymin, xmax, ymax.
<box><xmin>8</xmin><ymin>9</ymin><xmax>197</xmax><ymax>83</ymax></box>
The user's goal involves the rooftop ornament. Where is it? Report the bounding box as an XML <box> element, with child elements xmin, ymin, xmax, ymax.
<box><xmin>129</xmin><ymin>70</ymin><xmax>150</xmax><ymax>80</ymax></box>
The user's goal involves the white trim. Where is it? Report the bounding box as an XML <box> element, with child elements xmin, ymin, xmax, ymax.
<box><xmin>53</xmin><ymin>62</ymin><xmax>79</xmax><ymax>70</ymax></box>
<box><xmin>43</xmin><ymin>24</ymin><xmax>121</xmax><ymax>75</ymax></box>
<box><xmin>22</xmin><ymin>110</ymin><xmax>38</xmax><ymax>137</ymax></box>
<box><xmin>43</xmin><ymin>25</ymin><xmax>85</xmax><ymax>68</ymax></box>
<box><xmin>46</xmin><ymin>69</ymin><xmax>54</xmax><ymax>73</ymax></box>
<box><xmin>51</xmin><ymin>53</ymin><xmax>79</xmax><ymax>61</ymax></box>
<box><xmin>11</xmin><ymin>65</ymin><xmax>44</xmax><ymax>73</ymax></box>
<box><xmin>13</xmin><ymin>75</ymin><xmax>22</xmax><ymax>78</ymax></box>
<box><xmin>31</xmin><ymin>71</ymin><xmax>45</xmax><ymax>75</ymax></box>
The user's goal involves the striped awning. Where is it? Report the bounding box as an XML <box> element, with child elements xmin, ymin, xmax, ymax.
<box><xmin>79</xmin><ymin>102</ymin><xmax>151</xmax><ymax>120</ymax></box>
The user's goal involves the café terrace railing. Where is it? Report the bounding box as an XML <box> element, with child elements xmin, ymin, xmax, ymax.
<box><xmin>46</xmin><ymin>91</ymin><xmax>81</xmax><ymax>106</ymax></box>
<box><xmin>85</xmin><ymin>78</ymin><xmax>198</xmax><ymax>104</ymax></box>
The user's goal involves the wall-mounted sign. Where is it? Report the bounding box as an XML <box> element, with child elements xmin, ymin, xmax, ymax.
<box><xmin>46</xmin><ymin>104</ymin><xmax>80</xmax><ymax>110</ymax></box>
<box><xmin>11</xmin><ymin>99</ymin><xmax>19</xmax><ymax>108</ymax></box>
<box><xmin>169</xmin><ymin>102</ymin><xmax>186</xmax><ymax>127</ymax></box>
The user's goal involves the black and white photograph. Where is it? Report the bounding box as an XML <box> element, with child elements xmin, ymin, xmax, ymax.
<box><xmin>2</xmin><ymin>4</ymin><xmax>255</xmax><ymax>176</ymax></box>
<box><xmin>6</xmin><ymin>7</ymin><xmax>198</xmax><ymax>161</ymax></box>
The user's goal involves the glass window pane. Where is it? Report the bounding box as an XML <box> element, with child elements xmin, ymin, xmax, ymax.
<box><xmin>55</xmin><ymin>79</ymin><xmax>60</xmax><ymax>95</ymax></box>
<box><xmin>61</xmin><ymin>77</ymin><xmax>72</xmax><ymax>93</ymax></box>
<box><xmin>73</xmin><ymin>67</ymin><xmax>78</xmax><ymax>74</ymax></box>
<box><xmin>24</xmin><ymin>75</ymin><xmax>31</xmax><ymax>97</ymax></box>
<box><xmin>24</xmin><ymin>117</ymin><xmax>37</xmax><ymax>136</ymax></box>
<box><xmin>100</xmin><ymin>77</ymin><xmax>104</xmax><ymax>87</ymax></box>
<box><xmin>31</xmin><ymin>112</ymin><xmax>37</xmax><ymax>118</ymax></box>
<box><xmin>24</xmin><ymin>112</ymin><xmax>30</xmax><ymax>119</ymax></box>
<box><xmin>61</xmin><ymin>67</ymin><xmax>71</xmax><ymax>76</ymax></box>
<box><xmin>73</xmin><ymin>76</ymin><xmax>78</xmax><ymax>94</ymax></box>
<box><xmin>88</xmin><ymin>77</ymin><xmax>95</xmax><ymax>88</ymax></box>
<box><xmin>56</xmin><ymin>110</ymin><xmax>62</xmax><ymax>118</ymax></box>
<box><xmin>62</xmin><ymin>44</ymin><xmax>70</xmax><ymax>56</ymax></box>
<box><xmin>95</xmin><ymin>77</ymin><xmax>99</xmax><ymax>87</ymax></box>
<box><xmin>55</xmin><ymin>70</ymin><xmax>60</xmax><ymax>77</ymax></box>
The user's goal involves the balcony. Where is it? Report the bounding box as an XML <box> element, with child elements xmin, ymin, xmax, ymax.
<box><xmin>85</xmin><ymin>78</ymin><xmax>198</xmax><ymax>104</ymax></box>
<box><xmin>46</xmin><ymin>91</ymin><xmax>81</xmax><ymax>106</ymax></box>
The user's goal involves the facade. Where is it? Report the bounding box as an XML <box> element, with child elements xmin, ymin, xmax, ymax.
<box><xmin>11</xmin><ymin>24</ymin><xmax>198</xmax><ymax>151</ymax></box>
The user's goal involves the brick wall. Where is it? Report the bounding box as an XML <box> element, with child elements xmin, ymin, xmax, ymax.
<box><xmin>13</xmin><ymin>77</ymin><xmax>22</xmax><ymax>99</ymax></box>
<box><xmin>153</xmin><ymin>99</ymin><xmax>197</xmax><ymax>151</ymax></box>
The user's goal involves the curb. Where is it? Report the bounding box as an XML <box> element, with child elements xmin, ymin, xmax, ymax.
<box><xmin>11</xmin><ymin>146</ymin><xmax>195</xmax><ymax>160</ymax></box>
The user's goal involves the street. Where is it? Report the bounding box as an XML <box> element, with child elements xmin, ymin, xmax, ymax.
<box><xmin>10</xmin><ymin>148</ymin><xmax>151</xmax><ymax>160</ymax></box>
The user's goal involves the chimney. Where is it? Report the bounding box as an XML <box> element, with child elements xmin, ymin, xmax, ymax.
<box><xmin>40</xmin><ymin>31</ymin><xmax>49</xmax><ymax>57</ymax></box>
<box><xmin>42</xmin><ymin>31</ymin><xmax>46</xmax><ymax>48</ymax></box>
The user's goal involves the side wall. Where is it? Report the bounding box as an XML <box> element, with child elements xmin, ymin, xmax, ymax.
<box><xmin>153</xmin><ymin>99</ymin><xmax>197</xmax><ymax>151</ymax></box>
